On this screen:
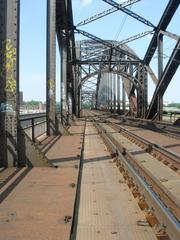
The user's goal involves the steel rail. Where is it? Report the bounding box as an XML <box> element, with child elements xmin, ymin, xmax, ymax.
<box><xmin>107</xmin><ymin>120</ymin><xmax>180</xmax><ymax>170</ymax></box>
<box><xmin>93</xmin><ymin>120</ymin><xmax>180</xmax><ymax>240</ymax></box>
<box><xmin>97</xmin><ymin>121</ymin><xmax>180</xmax><ymax>220</ymax></box>
<box><xmin>102</xmin><ymin>113</ymin><xmax>180</xmax><ymax>139</ymax></box>
<box><xmin>122</xmin><ymin>117</ymin><xmax>180</xmax><ymax>139</ymax></box>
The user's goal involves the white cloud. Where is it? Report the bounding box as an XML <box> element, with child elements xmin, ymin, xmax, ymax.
<box><xmin>73</xmin><ymin>0</ymin><xmax>93</xmax><ymax>9</ymax></box>
<box><xmin>81</xmin><ymin>0</ymin><xmax>93</xmax><ymax>6</ymax></box>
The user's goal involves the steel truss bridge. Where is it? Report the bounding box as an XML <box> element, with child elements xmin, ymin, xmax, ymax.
<box><xmin>0</xmin><ymin>0</ymin><xmax>180</xmax><ymax>167</ymax></box>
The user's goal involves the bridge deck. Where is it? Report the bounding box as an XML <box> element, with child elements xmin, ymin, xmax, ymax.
<box><xmin>0</xmin><ymin>116</ymin><xmax>179</xmax><ymax>239</ymax></box>
<box><xmin>0</xmin><ymin>120</ymin><xmax>84</xmax><ymax>240</ymax></box>
<box><xmin>76</xmin><ymin>122</ymin><xmax>156</xmax><ymax>240</ymax></box>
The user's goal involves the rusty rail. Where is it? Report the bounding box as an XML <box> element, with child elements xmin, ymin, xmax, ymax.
<box><xmin>93</xmin><ymin>119</ymin><xmax>180</xmax><ymax>240</ymax></box>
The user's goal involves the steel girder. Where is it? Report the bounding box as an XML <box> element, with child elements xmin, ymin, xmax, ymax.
<box><xmin>56</xmin><ymin>0</ymin><xmax>76</xmax><ymax>121</ymax></box>
<box><xmin>144</xmin><ymin>0</ymin><xmax>180</xmax><ymax>119</ymax></box>
<box><xmin>102</xmin><ymin>0</ymin><xmax>155</xmax><ymax>28</ymax></box>
<box><xmin>80</xmin><ymin>67</ymin><xmax>140</xmax><ymax>90</ymax></box>
<box><xmin>147</xmin><ymin>39</ymin><xmax>180</xmax><ymax>119</ymax></box>
<box><xmin>75</xmin><ymin>29</ymin><xmax>140</xmax><ymax>60</ymax></box>
<box><xmin>144</xmin><ymin>0</ymin><xmax>180</xmax><ymax>65</ymax></box>
<box><xmin>75</xmin><ymin>60</ymin><xmax>140</xmax><ymax>65</ymax></box>
<box><xmin>137</xmin><ymin>64</ymin><xmax>148</xmax><ymax>118</ymax></box>
<box><xmin>78</xmin><ymin>64</ymin><xmax>141</xmax><ymax>115</ymax></box>
<box><xmin>0</xmin><ymin>0</ymin><xmax>23</xmax><ymax>167</ymax></box>
<box><xmin>75</xmin><ymin>27</ymin><xmax>149</xmax><ymax>115</ymax></box>
<box><xmin>76</xmin><ymin>0</ymin><xmax>140</xmax><ymax>27</ymax></box>
<box><xmin>47</xmin><ymin>0</ymin><xmax>56</xmax><ymax>135</ymax></box>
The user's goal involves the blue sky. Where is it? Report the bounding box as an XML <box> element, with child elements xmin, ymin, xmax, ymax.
<box><xmin>20</xmin><ymin>0</ymin><xmax>180</xmax><ymax>103</ymax></box>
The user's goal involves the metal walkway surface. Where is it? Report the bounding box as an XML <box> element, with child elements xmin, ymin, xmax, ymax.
<box><xmin>76</xmin><ymin>122</ymin><xmax>156</xmax><ymax>240</ymax></box>
<box><xmin>0</xmin><ymin>120</ymin><xmax>85</xmax><ymax>240</ymax></box>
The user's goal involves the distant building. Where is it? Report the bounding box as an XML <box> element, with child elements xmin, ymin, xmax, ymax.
<box><xmin>20</xmin><ymin>102</ymin><xmax>46</xmax><ymax>114</ymax></box>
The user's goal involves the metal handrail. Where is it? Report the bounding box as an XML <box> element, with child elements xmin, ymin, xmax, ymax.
<box><xmin>19</xmin><ymin>113</ymin><xmax>46</xmax><ymax>142</ymax></box>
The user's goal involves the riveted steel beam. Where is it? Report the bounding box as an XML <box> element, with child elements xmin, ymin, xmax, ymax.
<box><xmin>117</xmin><ymin>75</ymin><xmax>121</xmax><ymax>112</ymax></box>
<box><xmin>76</xmin><ymin>0</ymin><xmax>140</xmax><ymax>27</ymax></box>
<box><xmin>75</xmin><ymin>28</ymin><xmax>140</xmax><ymax>60</ymax></box>
<box><xmin>102</xmin><ymin>0</ymin><xmax>154</xmax><ymax>28</ymax></box>
<box><xmin>147</xmin><ymin>39</ymin><xmax>180</xmax><ymax>119</ymax></box>
<box><xmin>0</xmin><ymin>0</ymin><xmax>21</xmax><ymax>167</ymax></box>
<box><xmin>75</xmin><ymin>60</ymin><xmax>140</xmax><ymax>65</ymax></box>
<box><xmin>47</xmin><ymin>0</ymin><xmax>56</xmax><ymax>135</ymax></box>
<box><xmin>144</xmin><ymin>0</ymin><xmax>179</xmax><ymax>64</ymax></box>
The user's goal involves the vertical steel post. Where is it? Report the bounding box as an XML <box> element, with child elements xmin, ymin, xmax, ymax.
<box><xmin>0</xmin><ymin>0</ymin><xmax>21</xmax><ymax>167</ymax></box>
<box><xmin>74</xmin><ymin>65</ymin><xmax>79</xmax><ymax>116</ymax></box>
<box><xmin>105</xmin><ymin>73</ymin><xmax>107</xmax><ymax>110</ymax></box>
<box><xmin>106</xmin><ymin>73</ymin><xmax>108</xmax><ymax>110</ymax></box>
<box><xmin>79</xmin><ymin>69</ymin><xmax>82</xmax><ymax>116</ymax></box>
<box><xmin>129</xmin><ymin>64</ymin><xmax>133</xmax><ymax>113</ymax></box>
<box><xmin>104</xmin><ymin>73</ymin><xmax>107</xmax><ymax>110</ymax></box>
<box><xmin>113</xmin><ymin>74</ymin><xmax>116</xmax><ymax>112</ymax></box>
<box><xmin>137</xmin><ymin>64</ymin><xmax>147</xmax><ymax>118</ymax></box>
<box><xmin>143</xmin><ymin>67</ymin><xmax>148</xmax><ymax>116</ymax></box>
<box><xmin>105</xmin><ymin>73</ymin><xmax>109</xmax><ymax>111</ymax></box>
<box><xmin>60</xmin><ymin>36</ymin><xmax>68</xmax><ymax>123</ymax></box>
<box><xmin>110</xmin><ymin>73</ymin><xmax>113</xmax><ymax>111</ymax></box>
<box><xmin>117</xmin><ymin>75</ymin><xmax>121</xmax><ymax>112</ymax></box>
<box><xmin>157</xmin><ymin>33</ymin><xmax>163</xmax><ymax>120</ymax></box>
<box><xmin>75</xmin><ymin>42</ymin><xmax>81</xmax><ymax>116</ymax></box>
<box><xmin>122</xmin><ymin>81</ymin><xmax>126</xmax><ymax>113</ymax></box>
<box><xmin>47</xmin><ymin>0</ymin><xmax>56</xmax><ymax>134</ymax></box>
<box><xmin>108</xmin><ymin>73</ymin><xmax>111</xmax><ymax>111</ymax></box>
<box><xmin>137</xmin><ymin>64</ymin><xmax>143</xmax><ymax>118</ymax></box>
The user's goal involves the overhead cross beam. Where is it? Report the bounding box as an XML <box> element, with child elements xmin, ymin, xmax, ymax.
<box><xmin>75</xmin><ymin>28</ymin><xmax>140</xmax><ymax>60</ymax></box>
<box><xmin>144</xmin><ymin>0</ymin><xmax>180</xmax><ymax>64</ymax></box>
<box><xmin>81</xmin><ymin>31</ymin><xmax>153</xmax><ymax>61</ymax></box>
<box><xmin>117</xmin><ymin>30</ymin><xmax>154</xmax><ymax>46</ymax></box>
<box><xmin>102</xmin><ymin>0</ymin><xmax>155</xmax><ymax>28</ymax></box>
<box><xmin>75</xmin><ymin>60</ymin><xmax>140</xmax><ymax>65</ymax></box>
<box><xmin>76</xmin><ymin>0</ymin><xmax>140</xmax><ymax>27</ymax></box>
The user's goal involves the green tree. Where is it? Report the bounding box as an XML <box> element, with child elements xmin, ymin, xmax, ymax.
<box><xmin>167</xmin><ymin>103</ymin><xmax>180</xmax><ymax>108</ymax></box>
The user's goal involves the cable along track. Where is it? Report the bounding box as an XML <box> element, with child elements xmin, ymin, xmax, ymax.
<box><xmin>92</xmin><ymin>119</ymin><xmax>180</xmax><ymax>240</ymax></box>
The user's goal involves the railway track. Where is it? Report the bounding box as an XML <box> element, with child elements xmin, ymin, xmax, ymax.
<box><xmin>1</xmin><ymin>110</ymin><xmax>179</xmax><ymax>239</ymax></box>
<box><xmin>85</xmin><ymin>111</ymin><xmax>180</xmax><ymax>170</ymax></box>
<box><xmin>115</xmin><ymin>116</ymin><xmax>180</xmax><ymax>140</ymax></box>
<box><xmin>83</xmin><ymin>110</ymin><xmax>180</xmax><ymax>239</ymax></box>
<box><xmin>104</xmin><ymin>120</ymin><xmax>180</xmax><ymax>172</ymax></box>
<box><xmin>87</xmin><ymin>110</ymin><xmax>180</xmax><ymax>140</ymax></box>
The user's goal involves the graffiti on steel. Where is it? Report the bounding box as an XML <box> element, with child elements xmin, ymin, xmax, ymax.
<box><xmin>48</xmin><ymin>79</ymin><xmax>55</xmax><ymax>97</ymax></box>
<box><xmin>0</xmin><ymin>39</ymin><xmax>16</xmax><ymax>93</ymax></box>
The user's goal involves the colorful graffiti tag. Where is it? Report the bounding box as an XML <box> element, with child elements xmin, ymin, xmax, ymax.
<box><xmin>0</xmin><ymin>39</ymin><xmax>17</xmax><ymax>93</ymax></box>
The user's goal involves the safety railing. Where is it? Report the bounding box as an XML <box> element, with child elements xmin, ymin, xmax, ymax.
<box><xmin>20</xmin><ymin>113</ymin><xmax>46</xmax><ymax>142</ymax></box>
